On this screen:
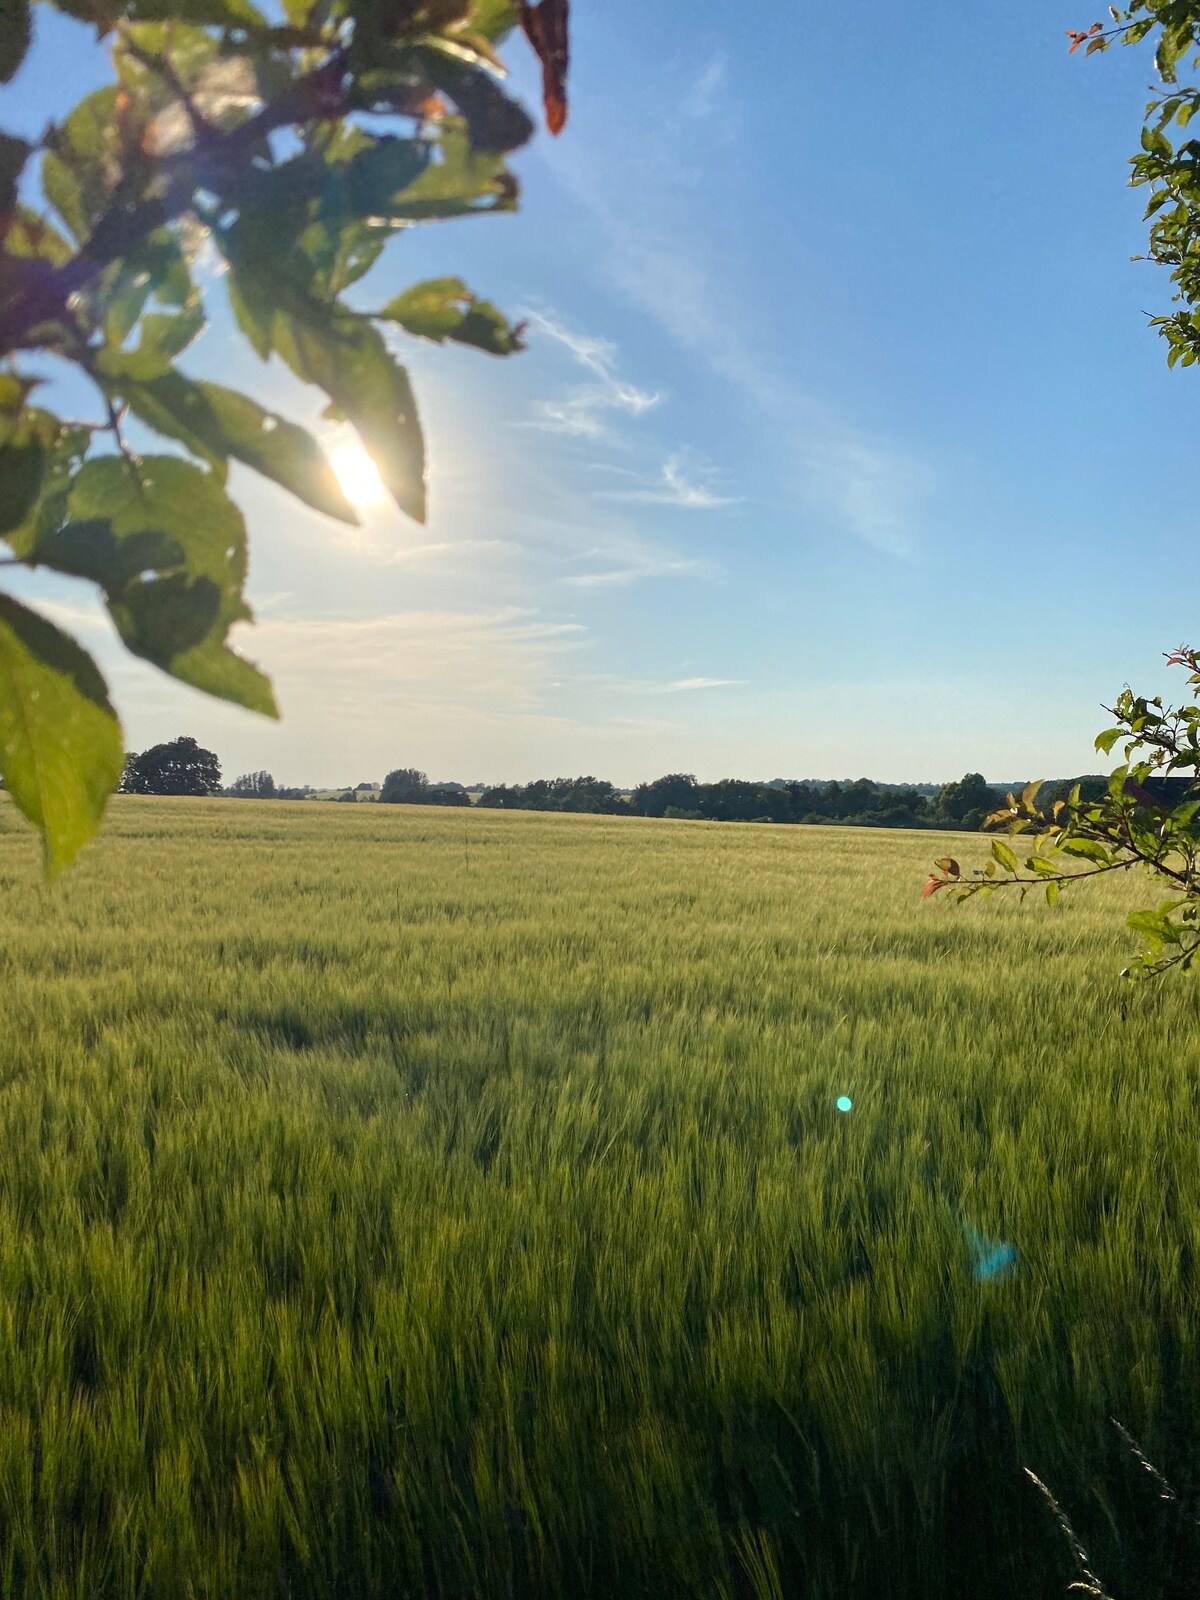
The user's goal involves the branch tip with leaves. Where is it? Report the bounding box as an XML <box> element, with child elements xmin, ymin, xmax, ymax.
<box><xmin>0</xmin><ymin>0</ymin><xmax>570</xmax><ymax>870</ymax></box>
<box><xmin>927</xmin><ymin>650</ymin><xmax>1200</xmax><ymax>979</ymax></box>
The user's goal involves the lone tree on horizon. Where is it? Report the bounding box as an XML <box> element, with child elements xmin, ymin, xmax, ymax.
<box><xmin>120</xmin><ymin>736</ymin><xmax>221</xmax><ymax>797</ymax></box>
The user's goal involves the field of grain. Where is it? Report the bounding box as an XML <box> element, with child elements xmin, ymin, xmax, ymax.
<box><xmin>0</xmin><ymin>797</ymin><xmax>1197</xmax><ymax>1599</ymax></box>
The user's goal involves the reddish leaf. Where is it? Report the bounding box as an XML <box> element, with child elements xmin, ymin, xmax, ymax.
<box><xmin>922</xmin><ymin>875</ymin><xmax>945</xmax><ymax>899</ymax></box>
<box><xmin>519</xmin><ymin>0</ymin><xmax>569</xmax><ymax>136</ymax></box>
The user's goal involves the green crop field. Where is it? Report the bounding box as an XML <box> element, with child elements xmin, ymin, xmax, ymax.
<box><xmin>0</xmin><ymin>797</ymin><xmax>1197</xmax><ymax>1600</ymax></box>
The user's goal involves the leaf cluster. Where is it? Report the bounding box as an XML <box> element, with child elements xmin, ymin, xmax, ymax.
<box><xmin>1074</xmin><ymin>2</ymin><xmax>1200</xmax><ymax>364</ymax></box>
<box><xmin>925</xmin><ymin>648</ymin><xmax>1200</xmax><ymax>978</ymax></box>
<box><xmin>0</xmin><ymin>0</ymin><xmax>569</xmax><ymax>871</ymax></box>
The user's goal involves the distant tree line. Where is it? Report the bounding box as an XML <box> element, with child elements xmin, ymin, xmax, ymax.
<box><xmin>474</xmin><ymin>771</ymin><xmax>1003</xmax><ymax>829</ymax></box>
<box><xmin>110</xmin><ymin>737</ymin><xmax>1113</xmax><ymax>834</ymax></box>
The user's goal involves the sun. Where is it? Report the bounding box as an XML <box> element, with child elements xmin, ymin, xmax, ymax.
<box><xmin>329</xmin><ymin>439</ymin><xmax>387</xmax><ymax>509</ymax></box>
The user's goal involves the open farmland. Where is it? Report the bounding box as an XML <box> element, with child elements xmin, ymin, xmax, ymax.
<box><xmin>0</xmin><ymin>798</ymin><xmax>1197</xmax><ymax>1599</ymax></box>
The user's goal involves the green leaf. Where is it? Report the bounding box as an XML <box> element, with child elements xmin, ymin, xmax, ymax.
<box><xmin>95</xmin><ymin>303</ymin><xmax>207</xmax><ymax>384</ymax></box>
<box><xmin>382</xmin><ymin>119</ymin><xmax>517</xmax><ymax>221</ymax></box>
<box><xmin>0</xmin><ymin>593</ymin><xmax>123</xmax><ymax>875</ymax></box>
<box><xmin>0</xmin><ymin>0</ymin><xmax>30</xmax><ymax>84</ymax></box>
<box><xmin>380</xmin><ymin>276</ymin><xmax>524</xmax><ymax>355</ymax></box>
<box><xmin>40</xmin><ymin>151</ymin><xmax>86</xmax><ymax>245</ymax></box>
<box><xmin>990</xmin><ymin>838</ymin><xmax>1019</xmax><ymax>873</ymax></box>
<box><xmin>0</xmin><ymin>438</ymin><xmax>44</xmax><ymax>534</ymax></box>
<box><xmin>470</xmin><ymin>0</ymin><xmax>517</xmax><ymax>40</ymax></box>
<box><xmin>1094</xmin><ymin>727</ymin><xmax>1125</xmax><ymax>755</ymax></box>
<box><xmin>1128</xmin><ymin>907</ymin><xmax>1183</xmax><ymax>945</ymax></box>
<box><xmin>101</xmin><ymin>232</ymin><xmax>199</xmax><ymax>349</ymax></box>
<box><xmin>1</xmin><ymin>420</ymin><xmax>89</xmax><ymax>557</ymax></box>
<box><xmin>320</xmin><ymin>320</ymin><xmax>425</xmax><ymax>521</ymax></box>
<box><xmin>1027</xmin><ymin>855</ymin><xmax>1059</xmax><ymax>877</ymax></box>
<box><xmin>101</xmin><ymin>363</ymin><xmax>358</xmax><ymax>523</ymax></box>
<box><xmin>338</xmin><ymin>136</ymin><xmax>431</xmax><ymax>218</ymax></box>
<box><xmin>43</xmin><ymin>88</ymin><xmax>123</xmax><ymax>243</ymax></box>
<box><xmin>1045</xmin><ymin>881</ymin><xmax>1061</xmax><ymax>908</ymax></box>
<box><xmin>4</xmin><ymin>206</ymin><xmax>73</xmax><ymax>268</ymax></box>
<box><xmin>49</xmin><ymin>457</ymin><xmax>277</xmax><ymax>716</ymax></box>
<box><xmin>0</xmin><ymin>133</ymin><xmax>29</xmax><ymax>217</ymax></box>
<box><xmin>57</xmin><ymin>0</ymin><xmax>266</xmax><ymax>23</ymax></box>
<box><xmin>1059</xmin><ymin>837</ymin><xmax>1113</xmax><ymax>865</ymax></box>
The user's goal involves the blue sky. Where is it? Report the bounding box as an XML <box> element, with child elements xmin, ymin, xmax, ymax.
<box><xmin>6</xmin><ymin>1</ymin><xmax>1196</xmax><ymax>787</ymax></box>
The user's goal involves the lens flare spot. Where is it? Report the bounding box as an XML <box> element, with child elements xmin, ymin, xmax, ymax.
<box><xmin>836</xmin><ymin>1095</ymin><xmax>853</xmax><ymax>1113</ymax></box>
<box><xmin>330</xmin><ymin>440</ymin><xmax>386</xmax><ymax>509</ymax></box>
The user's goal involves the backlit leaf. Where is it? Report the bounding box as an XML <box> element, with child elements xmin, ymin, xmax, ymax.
<box><xmin>471</xmin><ymin>0</ymin><xmax>517</xmax><ymax>39</ymax></box>
<box><xmin>122</xmin><ymin>0</ymin><xmax>265</xmax><ymax>24</ymax></box>
<box><xmin>382</xmin><ymin>118</ymin><xmax>517</xmax><ymax>220</ymax></box>
<box><xmin>1059</xmin><ymin>837</ymin><xmax>1113</xmax><ymax>864</ymax></box>
<box><xmin>43</xmin><ymin>88</ymin><xmax>122</xmax><ymax>243</ymax></box>
<box><xmin>0</xmin><ymin>593</ymin><xmax>123</xmax><ymax>875</ymax></box>
<box><xmin>50</xmin><ymin>457</ymin><xmax>277</xmax><ymax>716</ymax></box>
<box><xmin>990</xmin><ymin>838</ymin><xmax>1019</xmax><ymax>873</ymax></box>
<box><xmin>380</xmin><ymin>276</ymin><xmax>524</xmax><ymax>354</ymax></box>
<box><xmin>3</xmin><ymin>206</ymin><xmax>73</xmax><ymax>268</ymax></box>
<box><xmin>1</xmin><ymin>420</ymin><xmax>90</xmax><ymax>558</ymax></box>
<box><xmin>99</xmin><ymin>359</ymin><xmax>358</xmax><ymax>523</ymax></box>
<box><xmin>225</xmin><ymin>263</ymin><xmax>425</xmax><ymax>520</ymax></box>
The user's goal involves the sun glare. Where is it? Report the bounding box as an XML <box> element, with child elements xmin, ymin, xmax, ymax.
<box><xmin>330</xmin><ymin>440</ymin><xmax>387</xmax><ymax>509</ymax></box>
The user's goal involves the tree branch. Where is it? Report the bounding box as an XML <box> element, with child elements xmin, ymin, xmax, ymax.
<box><xmin>0</xmin><ymin>48</ymin><xmax>351</xmax><ymax>357</ymax></box>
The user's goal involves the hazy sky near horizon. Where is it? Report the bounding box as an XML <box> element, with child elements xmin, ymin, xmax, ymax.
<box><xmin>5</xmin><ymin>2</ymin><xmax>1196</xmax><ymax>787</ymax></box>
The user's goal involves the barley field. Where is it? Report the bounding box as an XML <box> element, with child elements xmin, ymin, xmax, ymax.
<box><xmin>0</xmin><ymin>796</ymin><xmax>1197</xmax><ymax>1600</ymax></box>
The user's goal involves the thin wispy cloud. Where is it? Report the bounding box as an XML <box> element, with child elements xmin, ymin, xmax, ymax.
<box><xmin>245</xmin><ymin>607</ymin><xmax>586</xmax><ymax>712</ymax></box>
<box><xmin>603</xmin><ymin>224</ymin><xmax>923</xmax><ymax>553</ymax></box>
<box><xmin>520</xmin><ymin>307</ymin><xmax>661</xmax><ymax>439</ymax></box>
<box><xmin>594</xmin><ymin>451</ymin><xmax>736</xmax><ymax>510</ymax></box>
<box><xmin>329</xmin><ymin>518</ymin><xmax>520</xmax><ymax>568</ymax></box>
<box><xmin>560</xmin><ymin>532</ymin><xmax>714</xmax><ymax>589</ymax></box>
<box><xmin>543</xmin><ymin>142</ymin><xmax>926</xmax><ymax>556</ymax></box>
<box><xmin>798</xmin><ymin>434</ymin><xmax>922</xmax><ymax>558</ymax></box>
<box><xmin>682</xmin><ymin>53</ymin><xmax>727</xmax><ymax>121</ymax></box>
<box><xmin>666</xmin><ymin>677</ymin><xmax>746</xmax><ymax>692</ymax></box>
<box><xmin>579</xmin><ymin>673</ymin><xmax>746</xmax><ymax>695</ymax></box>
<box><xmin>579</xmin><ymin>672</ymin><xmax>748</xmax><ymax>697</ymax></box>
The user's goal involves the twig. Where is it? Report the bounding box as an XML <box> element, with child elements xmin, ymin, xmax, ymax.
<box><xmin>99</xmin><ymin>389</ymin><xmax>141</xmax><ymax>481</ymax></box>
<box><xmin>118</xmin><ymin>27</ymin><xmax>213</xmax><ymax>149</ymax></box>
<box><xmin>0</xmin><ymin>48</ymin><xmax>351</xmax><ymax>355</ymax></box>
